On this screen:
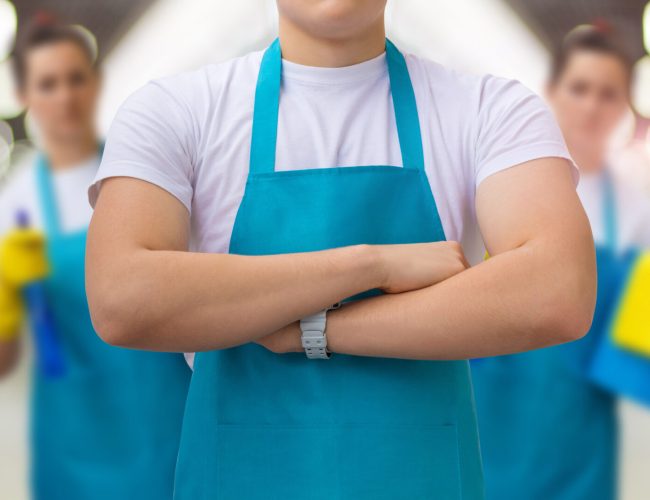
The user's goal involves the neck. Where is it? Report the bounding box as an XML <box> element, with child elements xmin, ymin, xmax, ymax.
<box><xmin>278</xmin><ymin>17</ymin><xmax>386</xmax><ymax>67</ymax></box>
<box><xmin>43</xmin><ymin>130</ymin><xmax>98</xmax><ymax>170</ymax></box>
<box><xmin>568</xmin><ymin>142</ymin><xmax>606</xmax><ymax>175</ymax></box>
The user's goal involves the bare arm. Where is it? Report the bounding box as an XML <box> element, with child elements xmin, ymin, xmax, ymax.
<box><xmin>260</xmin><ymin>158</ymin><xmax>597</xmax><ymax>359</ymax></box>
<box><xmin>86</xmin><ymin>177</ymin><xmax>468</xmax><ymax>351</ymax></box>
<box><xmin>0</xmin><ymin>338</ymin><xmax>20</xmax><ymax>376</ymax></box>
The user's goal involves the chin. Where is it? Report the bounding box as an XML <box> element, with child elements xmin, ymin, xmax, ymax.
<box><xmin>571</xmin><ymin>134</ymin><xmax>603</xmax><ymax>152</ymax></box>
<box><xmin>279</xmin><ymin>0</ymin><xmax>386</xmax><ymax>39</ymax></box>
<box><xmin>52</xmin><ymin>126</ymin><xmax>91</xmax><ymax>143</ymax></box>
<box><xmin>315</xmin><ymin>0</ymin><xmax>369</xmax><ymax>19</ymax></box>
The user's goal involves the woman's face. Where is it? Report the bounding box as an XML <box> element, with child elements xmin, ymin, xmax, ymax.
<box><xmin>276</xmin><ymin>0</ymin><xmax>387</xmax><ymax>39</ymax></box>
<box><xmin>19</xmin><ymin>40</ymin><xmax>99</xmax><ymax>143</ymax></box>
<box><xmin>546</xmin><ymin>50</ymin><xmax>629</xmax><ymax>150</ymax></box>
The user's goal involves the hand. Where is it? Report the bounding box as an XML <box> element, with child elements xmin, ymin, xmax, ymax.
<box><xmin>375</xmin><ymin>241</ymin><xmax>469</xmax><ymax>294</ymax></box>
<box><xmin>0</xmin><ymin>228</ymin><xmax>49</xmax><ymax>287</ymax></box>
<box><xmin>0</xmin><ymin>280</ymin><xmax>23</xmax><ymax>341</ymax></box>
<box><xmin>255</xmin><ymin>322</ymin><xmax>303</xmax><ymax>354</ymax></box>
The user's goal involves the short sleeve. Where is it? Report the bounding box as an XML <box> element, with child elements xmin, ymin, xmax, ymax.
<box><xmin>0</xmin><ymin>159</ymin><xmax>39</xmax><ymax>236</ymax></box>
<box><xmin>637</xmin><ymin>202</ymin><xmax>650</xmax><ymax>248</ymax></box>
<box><xmin>88</xmin><ymin>80</ymin><xmax>196</xmax><ymax>212</ymax></box>
<box><xmin>621</xmin><ymin>182</ymin><xmax>650</xmax><ymax>249</ymax></box>
<box><xmin>474</xmin><ymin>76</ymin><xmax>578</xmax><ymax>187</ymax></box>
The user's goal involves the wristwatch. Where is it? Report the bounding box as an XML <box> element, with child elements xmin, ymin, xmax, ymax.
<box><xmin>300</xmin><ymin>303</ymin><xmax>340</xmax><ymax>359</ymax></box>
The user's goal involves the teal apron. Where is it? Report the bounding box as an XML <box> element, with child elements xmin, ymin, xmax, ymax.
<box><xmin>31</xmin><ymin>154</ymin><xmax>191</xmax><ymax>500</ymax></box>
<box><xmin>174</xmin><ymin>39</ymin><xmax>484</xmax><ymax>500</ymax></box>
<box><xmin>471</xmin><ymin>171</ymin><xmax>629</xmax><ymax>500</ymax></box>
<box><xmin>589</xmin><ymin>248</ymin><xmax>649</xmax><ymax>405</ymax></box>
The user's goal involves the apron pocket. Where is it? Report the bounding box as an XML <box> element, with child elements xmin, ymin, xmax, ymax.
<box><xmin>214</xmin><ymin>423</ymin><xmax>461</xmax><ymax>500</ymax></box>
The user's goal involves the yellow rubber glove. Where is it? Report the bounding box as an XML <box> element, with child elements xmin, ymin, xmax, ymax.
<box><xmin>0</xmin><ymin>226</ymin><xmax>49</xmax><ymax>287</ymax></box>
<box><xmin>612</xmin><ymin>253</ymin><xmax>650</xmax><ymax>357</ymax></box>
<box><xmin>0</xmin><ymin>280</ymin><xmax>23</xmax><ymax>341</ymax></box>
<box><xmin>0</xmin><ymin>226</ymin><xmax>49</xmax><ymax>341</ymax></box>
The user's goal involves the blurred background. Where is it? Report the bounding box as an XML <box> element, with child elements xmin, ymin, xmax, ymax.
<box><xmin>0</xmin><ymin>1</ymin><xmax>649</xmax><ymax>499</ymax></box>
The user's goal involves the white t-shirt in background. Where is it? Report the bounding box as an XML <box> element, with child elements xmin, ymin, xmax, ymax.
<box><xmin>577</xmin><ymin>170</ymin><xmax>650</xmax><ymax>251</ymax></box>
<box><xmin>89</xmin><ymin>49</ymin><xmax>576</xmax><ymax>265</ymax></box>
<box><xmin>0</xmin><ymin>153</ymin><xmax>99</xmax><ymax>237</ymax></box>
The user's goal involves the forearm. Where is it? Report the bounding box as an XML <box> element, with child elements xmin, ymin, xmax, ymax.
<box><xmin>326</xmin><ymin>240</ymin><xmax>595</xmax><ymax>360</ymax></box>
<box><xmin>88</xmin><ymin>178</ymin><xmax>467</xmax><ymax>352</ymax></box>
<box><xmin>88</xmin><ymin>244</ymin><xmax>383</xmax><ymax>351</ymax></box>
<box><xmin>0</xmin><ymin>338</ymin><xmax>20</xmax><ymax>377</ymax></box>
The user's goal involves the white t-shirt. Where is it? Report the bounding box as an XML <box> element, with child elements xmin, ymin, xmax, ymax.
<box><xmin>0</xmin><ymin>153</ymin><xmax>99</xmax><ymax>237</ymax></box>
<box><xmin>89</xmin><ymin>48</ymin><xmax>576</xmax><ymax>266</ymax></box>
<box><xmin>577</xmin><ymin>170</ymin><xmax>650</xmax><ymax>251</ymax></box>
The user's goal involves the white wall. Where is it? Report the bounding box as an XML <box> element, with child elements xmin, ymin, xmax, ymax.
<box><xmin>98</xmin><ymin>0</ymin><xmax>550</xmax><ymax>132</ymax></box>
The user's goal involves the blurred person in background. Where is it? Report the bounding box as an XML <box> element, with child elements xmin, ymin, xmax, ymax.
<box><xmin>86</xmin><ymin>0</ymin><xmax>596</xmax><ymax>498</ymax></box>
<box><xmin>0</xmin><ymin>18</ymin><xmax>190</xmax><ymax>500</ymax></box>
<box><xmin>472</xmin><ymin>26</ymin><xmax>650</xmax><ymax>500</ymax></box>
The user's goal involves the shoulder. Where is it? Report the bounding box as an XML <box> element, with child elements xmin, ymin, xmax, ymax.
<box><xmin>0</xmin><ymin>153</ymin><xmax>38</xmax><ymax>201</ymax></box>
<box><xmin>0</xmin><ymin>153</ymin><xmax>39</xmax><ymax>234</ymax></box>
<box><xmin>405</xmin><ymin>52</ymin><xmax>571</xmax><ymax>183</ymax></box>
<box><xmin>404</xmin><ymin>52</ymin><xmax>540</xmax><ymax>116</ymax></box>
<box><xmin>105</xmin><ymin>49</ymin><xmax>265</xmax><ymax>168</ymax></box>
<box><xmin>130</xmin><ymin>50</ymin><xmax>265</xmax><ymax>116</ymax></box>
<box><xmin>613</xmin><ymin>173</ymin><xmax>650</xmax><ymax>247</ymax></box>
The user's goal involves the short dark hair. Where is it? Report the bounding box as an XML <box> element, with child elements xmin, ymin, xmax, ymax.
<box><xmin>11</xmin><ymin>15</ymin><xmax>97</xmax><ymax>89</ymax></box>
<box><xmin>550</xmin><ymin>26</ymin><xmax>632</xmax><ymax>89</ymax></box>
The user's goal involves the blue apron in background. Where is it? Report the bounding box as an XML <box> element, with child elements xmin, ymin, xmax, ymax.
<box><xmin>174</xmin><ymin>39</ymin><xmax>484</xmax><ymax>500</ymax></box>
<box><xmin>588</xmin><ymin>175</ymin><xmax>649</xmax><ymax>404</ymax></box>
<box><xmin>589</xmin><ymin>249</ymin><xmax>649</xmax><ymax>406</ymax></box>
<box><xmin>31</xmin><ymin>153</ymin><xmax>191</xmax><ymax>500</ymax></box>
<box><xmin>471</xmin><ymin>171</ymin><xmax>631</xmax><ymax>500</ymax></box>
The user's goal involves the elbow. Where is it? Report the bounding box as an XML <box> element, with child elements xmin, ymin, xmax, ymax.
<box><xmin>87</xmin><ymin>276</ymin><xmax>147</xmax><ymax>349</ymax></box>
<box><xmin>534</xmin><ymin>259</ymin><xmax>597</xmax><ymax>345</ymax></box>
<box><xmin>85</xmin><ymin>217</ymin><xmax>158</xmax><ymax>348</ymax></box>
<box><xmin>544</xmin><ymin>300</ymin><xmax>594</xmax><ymax>344</ymax></box>
<box><xmin>91</xmin><ymin>316</ymin><xmax>130</xmax><ymax>349</ymax></box>
<box><xmin>86</xmin><ymin>246</ymin><xmax>154</xmax><ymax>348</ymax></box>
<box><xmin>88</xmin><ymin>293</ymin><xmax>139</xmax><ymax>348</ymax></box>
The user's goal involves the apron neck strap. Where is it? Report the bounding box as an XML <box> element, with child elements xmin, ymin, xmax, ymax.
<box><xmin>602</xmin><ymin>169</ymin><xmax>617</xmax><ymax>250</ymax></box>
<box><xmin>385</xmin><ymin>39</ymin><xmax>425</xmax><ymax>171</ymax></box>
<box><xmin>36</xmin><ymin>154</ymin><xmax>61</xmax><ymax>236</ymax></box>
<box><xmin>35</xmin><ymin>142</ymin><xmax>104</xmax><ymax>237</ymax></box>
<box><xmin>249</xmin><ymin>38</ymin><xmax>425</xmax><ymax>175</ymax></box>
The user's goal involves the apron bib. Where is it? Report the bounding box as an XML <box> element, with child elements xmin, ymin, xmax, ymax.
<box><xmin>472</xmin><ymin>171</ymin><xmax>623</xmax><ymax>500</ymax></box>
<box><xmin>30</xmin><ymin>154</ymin><xmax>191</xmax><ymax>500</ymax></box>
<box><xmin>174</xmin><ymin>39</ymin><xmax>483</xmax><ymax>500</ymax></box>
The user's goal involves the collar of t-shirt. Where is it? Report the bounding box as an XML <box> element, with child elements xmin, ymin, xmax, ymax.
<box><xmin>281</xmin><ymin>51</ymin><xmax>387</xmax><ymax>87</ymax></box>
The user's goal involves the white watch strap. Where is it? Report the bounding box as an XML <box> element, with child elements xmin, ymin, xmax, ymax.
<box><xmin>300</xmin><ymin>310</ymin><xmax>329</xmax><ymax>359</ymax></box>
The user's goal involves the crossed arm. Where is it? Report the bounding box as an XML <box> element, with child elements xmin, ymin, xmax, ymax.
<box><xmin>86</xmin><ymin>157</ymin><xmax>596</xmax><ymax>359</ymax></box>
